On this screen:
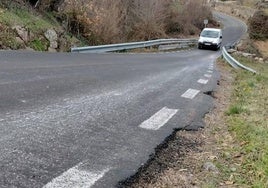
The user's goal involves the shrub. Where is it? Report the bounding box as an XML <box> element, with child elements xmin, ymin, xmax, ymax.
<box><xmin>126</xmin><ymin>0</ymin><xmax>168</xmax><ymax>41</ymax></box>
<box><xmin>249</xmin><ymin>10</ymin><xmax>268</xmax><ymax>40</ymax></box>
<box><xmin>39</xmin><ymin>0</ymin><xmax>215</xmax><ymax>44</ymax></box>
<box><xmin>164</xmin><ymin>0</ymin><xmax>214</xmax><ymax>36</ymax></box>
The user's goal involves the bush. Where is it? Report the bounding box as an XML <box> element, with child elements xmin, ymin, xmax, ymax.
<box><xmin>249</xmin><ymin>11</ymin><xmax>268</xmax><ymax>40</ymax></box>
<box><xmin>37</xmin><ymin>0</ymin><xmax>215</xmax><ymax>44</ymax></box>
<box><xmin>164</xmin><ymin>0</ymin><xmax>214</xmax><ymax>36</ymax></box>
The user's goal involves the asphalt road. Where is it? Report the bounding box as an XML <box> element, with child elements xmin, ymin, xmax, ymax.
<box><xmin>0</xmin><ymin>13</ymin><xmax>246</xmax><ymax>188</ymax></box>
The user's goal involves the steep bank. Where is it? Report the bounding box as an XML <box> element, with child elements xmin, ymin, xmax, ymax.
<box><xmin>0</xmin><ymin>0</ymin><xmax>215</xmax><ymax>52</ymax></box>
<box><xmin>0</xmin><ymin>2</ymin><xmax>82</xmax><ymax>52</ymax></box>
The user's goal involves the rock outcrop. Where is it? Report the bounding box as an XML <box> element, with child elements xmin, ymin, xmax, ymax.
<box><xmin>12</xmin><ymin>25</ymin><xmax>30</xmax><ymax>43</ymax></box>
<box><xmin>44</xmin><ymin>29</ymin><xmax>58</xmax><ymax>50</ymax></box>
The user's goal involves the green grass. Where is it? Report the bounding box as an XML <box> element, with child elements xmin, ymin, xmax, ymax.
<box><xmin>29</xmin><ymin>39</ymin><xmax>48</xmax><ymax>51</ymax></box>
<box><xmin>225</xmin><ymin>105</ymin><xmax>247</xmax><ymax>116</ymax></box>
<box><xmin>224</xmin><ymin>56</ymin><xmax>268</xmax><ymax>187</ymax></box>
<box><xmin>0</xmin><ymin>7</ymin><xmax>57</xmax><ymax>33</ymax></box>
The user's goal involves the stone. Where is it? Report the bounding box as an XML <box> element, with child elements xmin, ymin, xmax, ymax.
<box><xmin>203</xmin><ymin>162</ymin><xmax>219</xmax><ymax>174</ymax></box>
<box><xmin>15</xmin><ymin>37</ymin><xmax>25</xmax><ymax>45</ymax></box>
<box><xmin>227</xmin><ymin>49</ymin><xmax>237</xmax><ymax>54</ymax></box>
<box><xmin>25</xmin><ymin>47</ymin><xmax>35</xmax><ymax>51</ymax></box>
<box><xmin>12</xmin><ymin>25</ymin><xmax>29</xmax><ymax>42</ymax></box>
<box><xmin>259</xmin><ymin>58</ymin><xmax>264</xmax><ymax>63</ymax></box>
<box><xmin>48</xmin><ymin>47</ymin><xmax>57</xmax><ymax>52</ymax></box>
<box><xmin>230</xmin><ymin>167</ymin><xmax>237</xmax><ymax>172</ymax></box>
<box><xmin>242</xmin><ymin>52</ymin><xmax>255</xmax><ymax>58</ymax></box>
<box><xmin>44</xmin><ymin>29</ymin><xmax>58</xmax><ymax>49</ymax></box>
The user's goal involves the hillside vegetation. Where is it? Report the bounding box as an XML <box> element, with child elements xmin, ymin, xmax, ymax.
<box><xmin>0</xmin><ymin>0</ymin><xmax>214</xmax><ymax>51</ymax></box>
<box><xmin>1</xmin><ymin>0</ymin><xmax>267</xmax><ymax>53</ymax></box>
<box><xmin>56</xmin><ymin>0</ymin><xmax>214</xmax><ymax>44</ymax></box>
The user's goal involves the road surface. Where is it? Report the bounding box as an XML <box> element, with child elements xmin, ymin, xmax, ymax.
<box><xmin>0</xmin><ymin>13</ymin><xmax>246</xmax><ymax>188</ymax></box>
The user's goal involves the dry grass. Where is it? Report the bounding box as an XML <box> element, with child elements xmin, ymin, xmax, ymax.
<box><xmin>213</xmin><ymin>1</ymin><xmax>255</xmax><ymax>21</ymax></box>
<box><xmin>254</xmin><ymin>40</ymin><xmax>268</xmax><ymax>59</ymax></box>
<box><xmin>59</xmin><ymin>0</ymin><xmax>214</xmax><ymax>45</ymax></box>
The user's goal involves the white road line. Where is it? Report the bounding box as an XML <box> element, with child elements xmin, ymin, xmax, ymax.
<box><xmin>197</xmin><ymin>79</ymin><xmax>208</xmax><ymax>84</ymax></box>
<box><xmin>181</xmin><ymin>88</ymin><xmax>200</xmax><ymax>99</ymax></box>
<box><xmin>43</xmin><ymin>165</ymin><xmax>110</xmax><ymax>188</ymax></box>
<box><xmin>204</xmin><ymin>74</ymin><xmax>212</xmax><ymax>78</ymax></box>
<box><xmin>139</xmin><ymin>107</ymin><xmax>178</xmax><ymax>130</ymax></box>
<box><xmin>207</xmin><ymin>70</ymin><xmax>213</xmax><ymax>73</ymax></box>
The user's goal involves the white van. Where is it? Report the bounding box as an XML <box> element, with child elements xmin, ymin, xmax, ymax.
<box><xmin>198</xmin><ymin>28</ymin><xmax>222</xmax><ymax>50</ymax></box>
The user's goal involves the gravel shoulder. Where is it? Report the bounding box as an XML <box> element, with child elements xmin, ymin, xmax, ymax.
<box><xmin>122</xmin><ymin>59</ymin><xmax>235</xmax><ymax>188</ymax></box>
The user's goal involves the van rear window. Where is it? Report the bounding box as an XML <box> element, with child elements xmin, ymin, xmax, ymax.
<box><xmin>201</xmin><ymin>30</ymin><xmax>219</xmax><ymax>38</ymax></box>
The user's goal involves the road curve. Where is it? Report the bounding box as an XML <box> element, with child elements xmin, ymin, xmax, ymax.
<box><xmin>0</xmin><ymin>13</ymin><xmax>246</xmax><ymax>188</ymax></box>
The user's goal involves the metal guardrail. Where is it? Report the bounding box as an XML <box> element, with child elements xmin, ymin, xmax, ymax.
<box><xmin>222</xmin><ymin>46</ymin><xmax>257</xmax><ymax>74</ymax></box>
<box><xmin>71</xmin><ymin>38</ymin><xmax>197</xmax><ymax>53</ymax></box>
<box><xmin>71</xmin><ymin>36</ymin><xmax>257</xmax><ymax>74</ymax></box>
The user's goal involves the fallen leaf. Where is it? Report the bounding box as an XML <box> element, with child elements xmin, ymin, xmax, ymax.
<box><xmin>233</xmin><ymin>153</ymin><xmax>242</xmax><ymax>158</ymax></box>
<box><xmin>240</xmin><ymin>141</ymin><xmax>249</xmax><ymax>146</ymax></box>
<box><xmin>208</xmin><ymin>155</ymin><xmax>218</xmax><ymax>160</ymax></box>
<box><xmin>225</xmin><ymin>181</ymin><xmax>234</xmax><ymax>185</ymax></box>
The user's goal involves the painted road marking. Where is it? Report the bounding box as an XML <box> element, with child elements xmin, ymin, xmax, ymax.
<box><xmin>139</xmin><ymin>107</ymin><xmax>178</xmax><ymax>130</ymax></box>
<box><xmin>43</xmin><ymin>165</ymin><xmax>110</xmax><ymax>188</ymax></box>
<box><xmin>204</xmin><ymin>74</ymin><xmax>212</xmax><ymax>78</ymax></box>
<box><xmin>207</xmin><ymin>70</ymin><xmax>213</xmax><ymax>73</ymax></box>
<box><xmin>181</xmin><ymin>89</ymin><xmax>200</xmax><ymax>99</ymax></box>
<box><xmin>198</xmin><ymin>79</ymin><xmax>208</xmax><ymax>84</ymax></box>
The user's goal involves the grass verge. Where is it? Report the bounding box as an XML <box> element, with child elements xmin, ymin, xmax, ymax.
<box><xmin>0</xmin><ymin>6</ymin><xmax>56</xmax><ymax>33</ymax></box>
<box><xmin>223</xmin><ymin>56</ymin><xmax>268</xmax><ymax>187</ymax></box>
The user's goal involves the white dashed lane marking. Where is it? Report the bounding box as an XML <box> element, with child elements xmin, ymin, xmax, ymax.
<box><xmin>43</xmin><ymin>164</ymin><xmax>110</xmax><ymax>188</ymax></box>
<box><xmin>139</xmin><ymin>107</ymin><xmax>178</xmax><ymax>130</ymax></box>
<box><xmin>207</xmin><ymin>70</ymin><xmax>213</xmax><ymax>73</ymax></box>
<box><xmin>204</xmin><ymin>74</ymin><xmax>212</xmax><ymax>78</ymax></box>
<box><xmin>197</xmin><ymin>79</ymin><xmax>208</xmax><ymax>84</ymax></box>
<box><xmin>181</xmin><ymin>89</ymin><xmax>200</xmax><ymax>99</ymax></box>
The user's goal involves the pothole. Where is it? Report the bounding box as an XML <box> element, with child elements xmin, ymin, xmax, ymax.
<box><xmin>203</xmin><ymin>90</ymin><xmax>217</xmax><ymax>99</ymax></box>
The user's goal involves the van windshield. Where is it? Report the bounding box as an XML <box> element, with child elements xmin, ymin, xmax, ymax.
<box><xmin>200</xmin><ymin>30</ymin><xmax>219</xmax><ymax>38</ymax></box>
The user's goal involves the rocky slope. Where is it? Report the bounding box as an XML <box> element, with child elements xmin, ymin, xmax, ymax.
<box><xmin>0</xmin><ymin>1</ymin><xmax>82</xmax><ymax>52</ymax></box>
